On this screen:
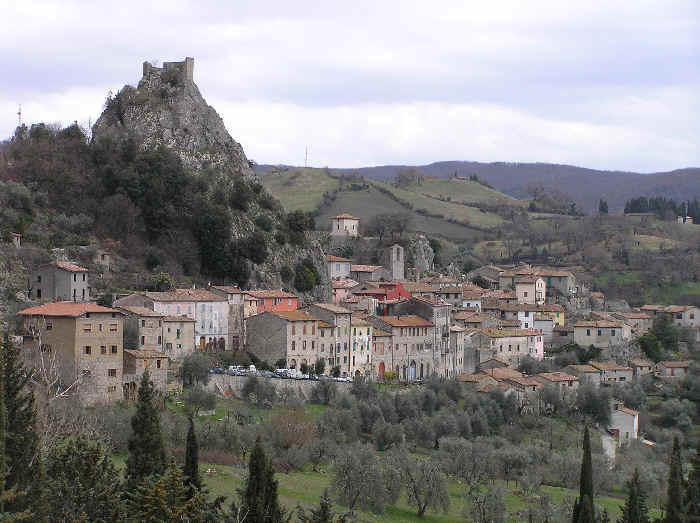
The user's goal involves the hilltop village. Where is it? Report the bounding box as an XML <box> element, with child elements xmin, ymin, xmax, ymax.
<box><xmin>11</xmin><ymin>209</ymin><xmax>698</xmax><ymax>446</ymax></box>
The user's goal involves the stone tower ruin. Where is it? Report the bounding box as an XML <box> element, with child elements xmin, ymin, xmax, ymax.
<box><xmin>142</xmin><ymin>57</ymin><xmax>194</xmax><ymax>84</ymax></box>
<box><xmin>386</xmin><ymin>243</ymin><xmax>405</xmax><ymax>281</ymax></box>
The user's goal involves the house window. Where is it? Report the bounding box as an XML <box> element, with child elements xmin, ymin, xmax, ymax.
<box><xmin>46</xmin><ymin>321</ymin><xmax>52</xmax><ymax>331</ymax></box>
<box><xmin>321</xmin><ymin>344</ymin><xmax>325</xmax><ymax>352</ymax></box>
<box><xmin>611</xmin><ymin>329</ymin><xmax>616</xmax><ymax>337</ymax></box>
<box><xmin>586</xmin><ymin>329</ymin><xmax>591</xmax><ymax>336</ymax></box>
<box><xmin>83</xmin><ymin>324</ymin><xmax>92</xmax><ymax>333</ymax></box>
<box><xmin>141</xmin><ymin>320</ymin><xmax>146</xmax><ymax>327</ymax></box>
<box><xmin>108</xmin><ymin>386</ymin><xmax>116</xmax><ymax>393</ymax></box>
<box><xmin>156</xmin><ymin>359</ymin><xmax>161</xmax><ymax>369</ymax></box>
<box><xmin>292</xmin><ymin>324</ymin><xmax>296</xmax><ymax>335</ymax></box>
<box><xmin>82</xmin><ymin>289</ymin><xmax>85</xmax><ymax>299</ymax></box>
<box><xmin>303</xmin><ymin>341</ymin><xmax>307</xmax><ymax>350</ymax></box>
<box><xmin>303</xmin><ymin>324</ymin><xmax>307</xmax><ymax>335</ymax></box>
<box><xmin>100</xmin><ymin>345</ymin><xmax>106</xmax><ymax>354</ymax></box>
<box><xmin>108</xmin><ymin>369</ymin><xmax>116</xmax><ymax>377</ymax></box>
<box><xmin>84</xmin><ymin>346</ymin><xmax>91</xmax><ymax>355</ymax></box>
<box><xmin>111</xmin><ymin>345</ymin><xmax>117</xmax><ymax>354</ymax></box>
<box><xmin>37</xmin><ymin>275</ymin><xmax>41</xmax><ymax>283</ymax></box>
<box><xmin>98</xmin><ymin>323</ymin><xmax>103</xmax><ymax>332</ymax></box>
<box><xmin>157</xmin><ymin>336</ymin><xmax>162</xmax><ymax>344</ymax></box>
<box><xmin>37</xmin><ymin>289</ymin><xmax>41</xmax><ymax>298</ymax></box>
<box><xmin>176</xmin><ymin>329</ymin><xmax>181</xmax><ymax>339</ymax></box>
<box><xmin>141</xmin><ymin>336</ymin><xmax>145</xmax><ymax>345</ymax></box>
<box><xmin>82</xmin><ymin>273</ymin><xmax>86</xmax><ymax>281</ymax></box>
<box><xmin>597</xmin><ymin>329</ymin><xmax>602</xmax><ymax>336</ymax></box>
<box><xmin>524</xmin><ymin>291</ymin><xmax>528</xmax><ymax>297</ymax></box>
<box><xmin>74</xmin><ymin>274</ymin><xmax>77</xmax><ymax>282</ymax></box>
<box><xmin>291</xmin><ymin>341</ymin><xmax>296</xmax><ymax>351</ymax></box>
<box><xmin>312</xmin><ymin>341</ymin><xmax>315</xmax><ymax>350</ymax></box>
<box><xmin>109</xmin><ymin>324</ymin><xmax>118</xmax><ymax>332</ymax></box>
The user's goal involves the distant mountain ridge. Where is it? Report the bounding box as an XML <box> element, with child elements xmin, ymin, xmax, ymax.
<box><xmin>256</xmin><ymin>162</ymin><xmax>700</xmax><ymax>212</ymax></box>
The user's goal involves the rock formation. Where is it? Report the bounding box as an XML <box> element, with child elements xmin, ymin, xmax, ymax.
<box><xmin>93</xmin><ymin>57</ymin><xmax>254</xmax><ymax>179</ymax></box>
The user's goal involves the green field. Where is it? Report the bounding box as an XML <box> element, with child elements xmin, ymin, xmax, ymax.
<box><xmin>593</xmin><ymin>270</ymin><xmax>700</xmax><ymax>304</ymax></box>
<box><xmin>371</xmin><ymin>181</ymin><xmax>506</xmax><ymax>229</ymax></box>
<box><xmin>415</xmin><ymin>177</ymin><xmax>523</xmax><ymax>207</ymax></box>
<box><xmin>261</xmin><ymin>168</ymin><xmax>341</xmax><ymax>212</ymax></box>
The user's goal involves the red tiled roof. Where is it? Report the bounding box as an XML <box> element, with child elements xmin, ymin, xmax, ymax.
<box><xmin>334</xmin><ymin>213</ymin><xmax>359</xmax><ymax>220</ymax></box>
<box><xmin>245</xmin><ymin>289</ymin><xmax>297</xmax><ymax>299</ymax></box>
<box><xmin>658</xmin><ymin>361</ymin><xmax>690</xmax><ymax>368</ymax></box>
<box><xmin>311</xmin><ymin>303</ymin><xmax>352</xmax><ymax>314</ymax></box>
<box><xmin>20</xmin><ymin>302</ymin><xmax>119</xmax><ymax>317</ymax></box>
<box><xmin>377</xmin><ymin>315</ymin><xmax>433</xmax><ymax>327</ymax></box>
<box><xmin>350</xmin><ymin>265</ymin><xmax>383</xmax><ymax>273</ymax></box>
<box><xmin>118</xmin><ymin>306</ymin><xmax>165</xmax><ymax>317</ymax></box>
<box><xmin>536</xmin><ymin>372</ymin><xmax>579</xmax><ymax>383</ymax></box>
<box><xmin>332</xmin><ymin>279</ymin><xmax>359</xmax><ymax>289</ymax></box>
<box><xmin>54</xmin><ymin>261</ymin><xmax>88</xmax><ymax>272</ymax></box>
<box><xmin>273</xmin><ymin>310</ymin><xmax>320</xmax><ymax>322</ymax></box>
<box><xmin>590</xmin><ymin>361</ymin><xmax>632</xmax><ymax>371</ymax></box>
<box><xmin>326</xmin><ymin>255</ymin><xmax>352</xmax><ymax>262</ymax></box>
<box><xmin>145</xmin><ymin>289</ymin><xmax>227</xmax><ymax>302</ymax></box>
<box><xmin>210</xmin><ymin>285</ymin><xmax>242</xmax><ymax>294</ymax></box>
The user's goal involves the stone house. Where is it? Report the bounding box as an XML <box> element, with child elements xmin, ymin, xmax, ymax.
<box><xmin>332</xmin><ymin>279</ymin><xmax>359</xmax><ymax>305</ymax></box>
<box><xmin>371</xmin><ymin>329</ymin><xmax>393</xmax><ymax>380</ymax></box>
<box><xmin>400</xmin><ymin>282</ymin><xmax>436</xmax><ymax>299</ymax></box>
<box><xmin>246</xmin><ymin>310</ymin><xmax>322</xmax><ymax>370</ymax></box>
<box><xmin>350</xmin><ymin>317</ymin><xmax>373</xmax><ymax>377</ymax></box>
<box><xmin>665</xmin><ymin>305</ymin><xmax>700</xmax><ymax>332</ymax></box>
<box><xmin>461</xmin><ymin>290</ymin><xmax>483</xmax><ymax>311</ymax></box>
<box><xmin>566</xmin><ymin>364</ymin><xmax>602</xmax><ymax>386</ymax></box>
<box><xmin>367</xmin><ymin>315</ymin><xmax>436</xmax><ymax>381</ymax></box>
<box><xmin>433</xmin><ymin>286</ymin><xmax>464</xmax><ymax>307</ymax></box>
<box><xmin>534</xmin><ymin>372</ymin><xmax>580</xmax><ymax>391</ymax></box>
<box><xmin>552</xmin><ymin>325</ymin><xmax>574</xmax><ymax>347</ymax></box>
<box><xmin>326</xmin><ymin>255</ymin><xmax>352</xmax><ymax>280</ymax></box>
<box><xmin>115</xmin><ymin>289</ymin><xmax>229</xmax><ymax>352</ymax></box>
<box><xmin>30</xmin><ymin>261</ymin><xmax>90</xmax><ymax>302</ymax></box>
<box><xmin>245</xmin><ymin>289</ymin><xmax>299</xmax><ymax>315</ymax></box>
<box><xmin>656</xmin><ymin>360</ymin><xmax>690</xmax><ymax>378</ymax></box>
<box><xmin>499</xmin><ymin>303</ymin><xmax>565</xmax><ymax>329</ymax></box>
<box><xmin>388</xmin><ymin>296</ymin><xmax>451</xmax><ymax>356</ymax></box>
<box><xmin>123</xmin><ymin>349</ymin><xmax>168</xmax><ymax>399</ymax></box>
<box><xmin>423</xmin><ymin>275</ymin><xmax>459</xmax><ymax>288</ymax></box>
<box><xmin>589</xmin><ymin>361</ymin><xmax>633</xmax><ymax>384</ymax></box>
<box><xmin>452</xmin><ymin>311</ymin><xmax>498</xmax><ymax>330</ymax></box>
<box><xmin>163</xmin><ymin>315</ymin><xmax>196</xmax><ymax>360</ymax></box>
<box><xmin>533</xmin><ymin>317</ymin><xmax>554</xmax><ymax>346</ymax></box>
<box><xmin>243</xmin><ymin>293</ymin><xmax>259</xmax><ymax>318</ymax></box>
<box><xmin>19</xmin><ymin>302</ymin><xmax>124</xmax><ymax>405</ymax></box>
<box><xmin>515</xmin><ymin>276</ymin><xmax>546</xmax><ymax>305</ymax></box>
<box><xmin>573</xmin><ymin>321</ymin><xmax>631</xmax><ymax>350</ymax></box>
<box><xmin>640</xmin><ymin>304</ymin><xmax>667</xmax><ymax>319</ymax></box>
<box><xmin>350</xmin><ymin>265</ymin><xmax>385</xmax><ymax>282</ymax></box>
<box><xmin>534</xmin><ymin>268</ymin><xmax>576</xmax><ymax>296</ymax></box>
<box><xmin>447</xmin><ymin>325</ymin><xmax>468</xmax><ymax>378</ymax></box>
<box><xmin>474</xmin><ymin>328</ymin><xmax>544</xmax><ymax>367</ymax></box>
<box><xmin>209</xmin><ymin>285</ymin><xmax>246</xmax><ymax>351</ymax></box>
<box><xmin>629</xmin><ymin>359</ymin><xmax>655</xmax><ymax>378</ymax></box>
<box><xmin>609</xmin><ymin>400</ymin><xmax>639</xmax><ymax>446</ymax></box>
<box><xmin>384</xmin><ymin>243</ymin><xmax>405</xmax><ymax>281</ymax></box>
<box><xmin>308</xmin><ymin>303</ymin><xmax>353</xmax><ymax>376</ymax></box>
<box><xmin>611</xmin><ymin>312</ymin><xmax>653</xmax><ymax>334</ymax></box>
<box><xmin>330</xmin><ymin>213</ymin><xmax>359</xmax><ymax>237</ymax></box>
<box><xmin>118</xmin><ymin>306</ymin><xmax>164</xmax><ymax>351</ymax></box>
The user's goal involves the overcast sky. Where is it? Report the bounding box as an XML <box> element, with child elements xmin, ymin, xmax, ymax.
<box><xmin>1</xmin><ymin>0</ymin><xmax>698</xmax><ymax>171</ymax></box>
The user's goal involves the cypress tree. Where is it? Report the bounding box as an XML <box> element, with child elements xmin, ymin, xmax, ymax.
<box><xmin>1</xmin><ymin>336</ymin><xmax>37</xmax><ymax>493</ymax></box>
<box><xmin>241</xmin><ymin>438</ymin><xmax>285</xmax><ymax>523</ymax></box>
<box><xmin>573</xmin><ymin>426</ymin><xmax>595</xmax><ymax>523</ymax></box>
<box><xmin>665</xmin><ymin>436</ymin><xmax>684</xmax><ymax>523</ymax></box>
<box><xmin>619</xmin><ymin>469</ymin><xmax>650</xmax><ymax>523</ymax></box>
<box><xmin>686</xmin><ymin>439</ymin><xmax>700</xmax><ymax>521</ymax></box>
<box><xmin>298</xmin><ymin>490</ymin><xmax>336</xmax><ymax>522</ymax></box>
<box><xmin>125</xmin><ymin>370</ymin><xmax>166</xmax><ymax>488</ymax></box>
<box><xmin>184</xmin><ymin>416</ymin><xmax>201</xmax><ymax>494</ymax></box>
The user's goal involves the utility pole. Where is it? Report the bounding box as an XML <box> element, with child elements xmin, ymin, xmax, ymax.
<box><xmin>304</xmin><ymin>146</ymin><xmax>309</xmax><ymax>168</ymax></box>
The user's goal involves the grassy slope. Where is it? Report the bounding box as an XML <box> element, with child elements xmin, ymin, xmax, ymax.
<box><xmin>314</xmin><ymin>186</ymin><xmax>483</xmax><ymax>242</ymax></box>
<box><xmin>417</xmin><ymin>177</ymin><xmax>524</xmax><ymax>206</ymax></box>
<box><xmin>260</xmin><ymin>168</ymin><xmax>341</xmax><ymax>212</ymax></box>
<box><xmin>371</xmin><ymin>181</ymin><xmax>506</xmax><ymax>229</ymax></box>
<box><xmin>593</xmin><ymin>271</ymin><xmax>700</xmax><ymax>304</ymax></box>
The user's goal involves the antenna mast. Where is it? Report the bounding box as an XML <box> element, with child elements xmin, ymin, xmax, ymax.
<box><xmin>304</xmin><ymin>146</ymin><xmax>308</xmax><ymax>168</ymax></box>
<box><xmin>17</xmin><ymin>104</ymin><xmax>22</xmax><ymax>125</ymax></box>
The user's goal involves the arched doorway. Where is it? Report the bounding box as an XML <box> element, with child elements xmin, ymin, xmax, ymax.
<box><xmin>420</xmin><ymin>363</ymin><xmax>424</xmax><ymax>379</ymax></box>
<box><xmin>290</xmin><ymin>359</ymin><xmax>296</xmax><ymax>369</ymax></box>
<box><xmin>199</xmin><ymin>336</ymin><xmax>205</xmax><ymax>350</ymax></box>
<box><xmin>355</xmin><ymin>370</ymin><xmax>361</xmax><ymax>378</ymax></box>
<box><xmin>409</xmin><ymin>361</ymin><xmax>416</xmax><ymax>381</ymax></box>
<box><xmin>378</xmin><ymin>362</ymin><xmax>385</xmax><ymax>380</ymax></box>
<box><xmin>402</xmin><ymin>365</ymin><xmax>407</xmax><ymax>381</ymax></box>
<box><xmin>218</xmin><ymin>337</ymin><xmax>225</xmax><ymax>351</ymax></box>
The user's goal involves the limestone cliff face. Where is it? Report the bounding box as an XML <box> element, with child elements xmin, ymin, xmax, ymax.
<box><xmin>93</xmin><ymin>58</ymin><xmax>254</xmax><ymax>179</ymax></box>
<box><xmin>408</xmin><ymin>235</ymin><xmax>435</xmax><ymax>275</ymax></box>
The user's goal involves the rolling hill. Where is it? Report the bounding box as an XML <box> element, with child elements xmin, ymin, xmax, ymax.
<box><xmin>257</xmin><ymin>162</ymin><xmax>700</xmax><ymax>213</ymax></box>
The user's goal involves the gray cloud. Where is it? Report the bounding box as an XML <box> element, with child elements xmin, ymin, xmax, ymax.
<box><xmin>0</xmin><ymin>0</ymin><xmax>698</xmax><ymax>171</ymax></box>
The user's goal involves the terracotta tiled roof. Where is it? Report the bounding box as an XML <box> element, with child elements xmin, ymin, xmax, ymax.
<box><xmin>273</xmin><ymin>310</ymin><xmax>320</xmax><ymax>322</ymax></box>
<box><xmin>163</xmin><ymin>315</ymin><xmax>195</xmax><ymax>322</ymax></box>
<box><xmin>210</xmin><ymin>285</ymin><xmax>242</xmax><ymax>294</ymax></box>
<box><xmin>332</xmin><ymin>279</ymin><xmax>359</xmax><ymax>289</ymax></box>
<box><xmin>480</xmin><ymin>328</ymin><xmax>541</xmax><ymax>338</ymax></box>
<box><xmin>118</xmin><ymin>306</ymin><xmax>165</xmax><ymax>317</ymax></box>
<box><xmin>665</xmin><ymin>305</ymin><xmax>697</xmax><ymax>313</ymax></box>
<box><xmin>53</xmin><ymin>261</ymin><xmax>88</xmax><ymax>272</ymax></box>
<box><xmin>411</xmin><ymin>295</ymin><xmax>449</xmax><ymax>306</ymax></box>
<box><xmin>372</xmin><ymin>329</ymin><xmax>392</xmax><ymax>337</ymax></box>
<box><xmin>377</xmin><ymin>315</ymin><xmax>433</xmax><ymax>327</ymax></box>
<box><xmin>614</xmin><ymin>312</ymin><xmax>650</xmax><ymax>319</ymax></box>
<box><xmin>334</xmin><ymin>213</ymin><xmax>359</xmax><ymax>220</ymax></box>
<box><xmin>590</xmin><ymin>361</ymin><xmax>632</xmax><ymax>371</ymax></box>
<box><xmin>658</xmin><ymin>360</ymin><xmax>690</xmax><ymax>368</ymax></box>
<box><xmin>629</xmin><ymin>359</ymin><xmax>654</xmax><ymax>367</ymax></box>
<box><xmin>640</xmin><ymin>304</ymin><xmax>666</xmax><ymax>311</ymax></box>
<box><xmin>311</xmin><ymin>303</ymin><xmax>352</xmax><ymax>314</ymax></box>
<box><xmin>245</xmin><ymin>289</ymin><xmax>297</xmax><ymax>299</ymax></box>
<box><xmin>20</xmin><ymin>302</ymin><xmax>119</xmax><ymax>317</ymax></box>
<box><xmin>482</xmin><ymin>367</ymin><xmax>524</xmax><ymax>380</ymax></box>
<box><xmin>506</xmin><ymin>376</ymin><xmax>543</xmax><ymax>388</ymax></box>
<box><xmin>536</xmin><ymin>372</ymin><xmax>579</xmax><ymax>382</ymax></box>
<box><xmin>326</xmin><ymin>255</ymin><xmax>352</xmax><ymax>262</ymax></box>
<box><xmin>350</xmin><ymin>264</ymin><xmax>383</xmax><ymax>273</ymax></box>
<box><xmin>574</xmin><ymin>320</ymin><xmax>623</xmax><ymax>328</ymax></box>
<box><xmin>145</xmin><ymin>289</ymin><xmax>227</xmax><ymax>302</ymax></box>
<box><xmin>566</xmin><ymin>364</ymin><xmax>600</xmax><ymax>373</ymax></box>
<box><xmin>462</xmin><ymin>290</ymin><xmax>484</xmax><ymax>300</ymax></box>
<box><xmin>400</xmin><ymin>282</ymin><xmax>435</xmax><ymax>293</ymax></box>
<box><xmin>479</xmin><ymin>355</ymin><xmax>510</xmax><ymax>367</ymax></box>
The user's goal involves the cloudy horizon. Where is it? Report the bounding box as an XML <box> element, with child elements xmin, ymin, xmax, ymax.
<box><xmin>1</xmin><ymin>0</ymin><xmax>698</xmax><ymax>172</ymax></box>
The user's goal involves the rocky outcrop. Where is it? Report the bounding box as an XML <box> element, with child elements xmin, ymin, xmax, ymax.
<box><xmin>408</xmin><ymin>235</ymin><xmax>434</xmax><ymax>276</ymax></box>
<box><xmin>93</xmin><ymin>58</ymin><xmax>254</xmax><ymax>179</ymax></box>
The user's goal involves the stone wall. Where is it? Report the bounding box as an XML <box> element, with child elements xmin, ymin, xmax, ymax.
<box><xmin>206</xmin><ymin>374</ymin><xmax>351</xmax><ymax>402</ymax></box>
